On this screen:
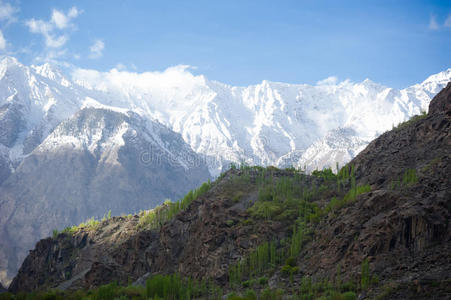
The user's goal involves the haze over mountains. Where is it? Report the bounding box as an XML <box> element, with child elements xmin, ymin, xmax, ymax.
<box><xmin>0</xmin><ymin>55</ymin><xmax>449</xmax><ymax>286</ymax></box>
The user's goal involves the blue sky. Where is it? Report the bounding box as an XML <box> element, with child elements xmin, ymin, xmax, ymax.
<box><xmin>1</xmin><ymin>0</ymin><xmax>450</xmax><ymax>88</ymax></box>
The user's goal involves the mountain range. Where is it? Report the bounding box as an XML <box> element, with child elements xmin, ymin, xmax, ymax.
<box><xmin>7</xmin><ymin>81</ymin><xmax>451</xmax><ymax>299</ymax></box>
<box><xmin>0</xmin><ymin>55</ymin><xmax>449</xmax><ymax>287</ymax></box>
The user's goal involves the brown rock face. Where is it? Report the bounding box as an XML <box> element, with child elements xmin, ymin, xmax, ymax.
<box><xmin>429</xmin><ymin>81</ymin><xmax>451</xmax><ymax>115</ymax></box>
<box><xmin>296</xmin><ymin>81</ymin><xmax>451</xmax><ymax>294</ymax></box>
<box><xmin>9</xmin><ymin>169</ymin><xmax>305</xmax><ymax>292</ymax></box>
<box><xmin>8</xmin><ymin>83</ymin><xmax>451</xmax><ymax>298</ymax></box>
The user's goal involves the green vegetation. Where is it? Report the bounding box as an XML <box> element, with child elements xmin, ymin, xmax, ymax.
<box><xmin>51</xmin><ymin>179</ymin><xmax>212</xmax><ymax>238</ymax></box>
<box><xmin>102</xmin><ymin>210</ymin><xmax>112</xmax><ymax>222</ymax></box>
<box><xmin>391</xmin><ymin>168</ymin><xmax>418</xmax><ymax>190</ymax></box>
<box><xmin>393</xmin><ymin>110</ymin><xmax>427</xmax><ymax>131</ymax></box>
<box><xmin>52</xmin><ymin>209</ymin><xmax>114</xmax><ymax>237</ymax></box>
<box><xmin>402</xmin><ymin>169</ymin><xmax>418</xmax><ymax>186</ymax></box>
<box><xmin>312</xmin><ymin>167</ymin><xmax>337</xmax><ymax>181</ymax></box>
<box><xmin>0</xmin><ymin>274</ymin><xmax>362</xmax><ymax>300</ymax></box>
<box><xmin>0</xmin><ymin>274</ymin><xmax>222</xmax><ymax>300</ymax></box>
<box><xmin>144</xmin><ymin>273</ymin><xmax>222</xmax><ymax>299</ymax></box>
<box><xmin>1</xmin><ymin>246</ymin><xmax>374</xmax><ymax>300</ymax></box>
<box><xmin>309</xmin><ymin>184</ymin><xmax>371</xmax><ymax>223</ymax></box>
<box><xmin>360</xmin><ymin>258</ymin><xmax>370</xmax><ymax>290</ymax></box>
<box><xmin>229</xmin><ymin>164</ymin><xmax>373</xmax><ymax>297</ymax></box>
<box><xmin>138</xmin><ymin>180</ymin><xmax>212</xmax><ymax>230</ymax></box>
<box><xmin>21</xmin><ymin>164</ymin><xmax>382</xmax><ymax>300</ymax></box>
<box><xmin>52</xmin><ymin>216</ymin><xmax>101</xmax><ymax>236</ymax></box>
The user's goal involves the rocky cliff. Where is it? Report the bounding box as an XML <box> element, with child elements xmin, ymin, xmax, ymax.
<box><xmin>7</xmin><ymin>83</ymin><xmax>451</xmax><ymax>298</ymax></box>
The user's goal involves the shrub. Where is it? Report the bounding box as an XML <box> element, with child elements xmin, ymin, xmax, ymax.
<box><xmin>281</xmin><ymin>265</ymin><xmax>299</xmax><ymax>277</ymax></box>
<box><xmin>402</xmin><ymin>169</ymin><xmax>418</xmax><ymax>186</ymax></box>
<box><xmin>225</xmin><ymin>219</ymin><xmax>235</xmax><ymax>227</ymax></box>
<box><xmin>361</xmin><ymin>258</ymin><xmax>370</xmax><ymax>290</ymax></box>
<box><xmin>341</xmin><ymin>291</ymin><xmax>357</xmax><ymax>300</ymax></box>
<box><xmin>241</xmin><ymin>279</ymin><xmax>255</xmax><ymax>288</ymax></box>
<box><xmin>138</xmin><ymin>180</ymin><xmax>212</xmax><ymax>230</ymax></box>
<box><xmin>394</xmin><ymin>111</ymin><xmax>427</xmax><ymax>131</ymax></box>
<box><xmin>341</xmin><ymin>281</ymin><xmax>356</xmax><ymax>292</ymax></box>
<box><xmin>260</xmin><ymin>288</ymin><xmax>284</xmax><ymax>300</ymax></box>
<box><xmin>94</xmin><ymin>282</ymin><xmax>117</xmax><ymax>300</ymax></box>
<box><xmin>312</xmin><ymin>168</ymin><xmax>337</xmax><ymax>181</ymax></box>
<box><xmin>285</xmin><ymin>256</ymin><xmax>296</xmax><ymax>267</ymax></box>
<box><xmin>248</xmin><ymin>201</ymin><xmax>282</xmax><ymax>220</ymax></box>
<box><xmin>232</xmin><ymin>191</ymin><xmax>245</xmax><ymax>203</ymax></box>
<box><xmin>244</xmin><ymin>289</ymin><xmax>257</xmax><ymax>300</ymax></box>
<box><xmin>258</xmin><ymin>276</ymin><xmax>268</xmax><ymax>285</ymax></box>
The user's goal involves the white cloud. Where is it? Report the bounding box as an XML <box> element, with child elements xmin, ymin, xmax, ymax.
<box><xmin>89</xmin><ymin>40</ymin><xmax>104</xmax><ymax>59</ymax></box>
<box><xmin>26</xmin><ymin>18</ymin><xmax>68</xmax><ymax>48</ymax></box>
<box><xmin>429</xmin><ymin>15</ymin><xmax>439</xmax><ymax>30</ymax></box>
<box><xmin>51</xmin><ymin>9</ymin><xmax>69</xmax><ymax>29</ymax></box>
<box><xmin>71</xmin><ymin>64</ymin><xmax>201</xmax><ymax>94</ymax></box>
<box><xmin>68</xmin><ymin>7</ymin><xmax>80</xmax><ymax>19</ymax></box>
<box><xmin>46</xmin><ymin>34</ymin><xmax>68</xmax><ymax>48</ymax></box>
<box><xmin>35</xmin><ymin>49</ymin><xmax>68</xmax><ymax>63</ymax></box>
<box><xmin>0</xmin><ymin>0</ymin><xmax>18</xmax><ymax>23</ymax></box>
<box><xmin>51</xmin><ymin>7</ymin><xmax>80</xmax><ymax>29</ymax></box>
<box><xmin>114</xmin><ymin>63</ymin><xmax>127</xmax><ymax>71</ymax></box>
<box><xmin>444</xmin><ymin>14</ymin><xmax>451</xmax><ymax>28</ymax></box>
<box><xmin>317</xmin><ymin>76</ymin><xmax>338</xmax><ymax>86</ymax></box>
<box><xmin>26</xmin><ymin>18</ymin><xmax>51</xmax><ymax>34</ymax></box>
<box><xmin>0</xmin><ymin>29</ymin><xmax>6</xmax><ymax>49</ymax></box>
<box><xmin>25</xmin><ymin>6</ymin><xmax>81</xmax><ymax>48</ymax></box>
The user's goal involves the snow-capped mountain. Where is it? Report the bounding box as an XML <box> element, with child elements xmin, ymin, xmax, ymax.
<box><xmin>1</xmin><ymin>56</ymin><xmax>449</xmax><ymax>178</ymax></box>
<box><xmin>71</xmin><ymin>65</ymin><xmax>451</xmax><ymax>175</ymax></box>
<box><xmin>0</xmin><ymin>57</ymin><xmax>86</xmax><ymax>181</ymax></box>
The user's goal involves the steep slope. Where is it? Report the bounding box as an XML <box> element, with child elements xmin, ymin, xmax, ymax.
<box><xmin>9</xmin><ymin>83</ymin><xmax>450</xmax><ymax>299</ymax></box>
<box><xmin>0</xmin><ymin>106</ymin><xmax>210</xmax><ymax>287</ymax></box>
<box><xmin>293</xmin><ymin>82</ymin><xmax>451</xmax><ymax>298</ymax></box>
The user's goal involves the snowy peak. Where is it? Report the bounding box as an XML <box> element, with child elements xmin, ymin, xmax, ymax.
<box><xmin>31</xmin><ymin>63</ymin><xmax>72</xmax><ymax>87</ymax></box>
<box><xmin>0</xmin><ymin>56</ymin><xmax>450</xmax><ymax>176</ymax></box>
<box><xmin>421</xmin><ymin>68</ymin><xmax>451</xmax><ymax>85</ymax></box>
<box><xmin>0</xmin><ymin>56</ymin><xmax>22</xmax><ymax>73</ymax></box>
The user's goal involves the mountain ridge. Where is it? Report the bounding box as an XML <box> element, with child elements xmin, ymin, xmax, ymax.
<box><xmin>1</xmin><ymin>56</ymin><xmax>450</xmax><ymax>176</ymax></box>
<box><xmin>7</xmin><ymin>82</ymin><xmax>450</xmax><ymax>299</ymax></box>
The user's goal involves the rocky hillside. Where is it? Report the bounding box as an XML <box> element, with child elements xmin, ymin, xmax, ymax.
<box><xmin>6</xmin><ymin>83</ymin><xmax>451</xmax><ymax>298</ymax></box>
<box><xmin>0</xmin><ymin>106</ymin><xmax>210</xmax><ymax>287</ymax></box>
